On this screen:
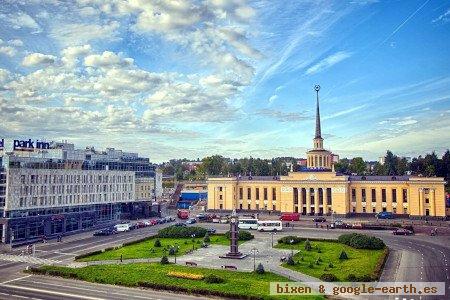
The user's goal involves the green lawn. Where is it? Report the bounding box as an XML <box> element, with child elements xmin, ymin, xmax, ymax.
<box><xmin>77</xmin><ymin>235</ymin><xmax>234</xmax><ymax>262</ymax></box>
<box><xmin>275</xmin><ymin>240</ymin><xmax>386</xmax><ymax>281</ymax></box>
<box><xmin>31</xmin><ymin>263</ymin><xmax>323</xmax><ymax>300</ymax></box>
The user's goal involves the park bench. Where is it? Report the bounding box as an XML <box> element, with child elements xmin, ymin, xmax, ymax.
<box><xmin>221</xmin><ymin>265</ymin><xmax>237</xmax><ymax>270</ymax></box>
<box><xmin>185</xmin><ymin>261</ymin><xmax>197</xmax><ymax>266</ymax></box>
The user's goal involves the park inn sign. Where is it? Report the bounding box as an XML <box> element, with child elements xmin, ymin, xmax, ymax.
<box><xmin>0</xmin><ymin>138</ymin><xmax>51</xmax><ymax>151</ymax></box>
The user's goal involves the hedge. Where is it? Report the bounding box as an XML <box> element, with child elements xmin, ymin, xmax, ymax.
<box><xmin>277</xmin><ymin>236</ymin><xmax>304</xmax><ymax>244</ymax></box>
<box><xmin>371</xmin><ymin>247</ymin><xmax>389</xmax><ymax>280</ymax></box>
<box><xmin>224</xmin><ymin>230</ymin><xmax>254</xmax><ymax>241</ymax></box>
<box><xmin>338</xmin><ymin>233</ymin><xmax>385</xmax><ymax>250</ymax></box>
<box><xmin>157</xmin><ymin>226</ymin><xmax>208</xmax><ymax>238</ymax></box>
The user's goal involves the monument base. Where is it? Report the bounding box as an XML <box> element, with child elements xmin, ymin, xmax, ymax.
<box><xmin>219</xmin><ymin>252</ymin><xmax>248</xmax><ymax>259</ymax></box>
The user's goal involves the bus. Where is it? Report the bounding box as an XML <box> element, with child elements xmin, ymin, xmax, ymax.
<box><xmin>257</xmin><ymin>220</ymin><xmax>282</xmax><ymax>232</ymax></box>
<box><xmin>238</xmin><ymin>218</ymin><xmax>258</xmax><ymax>230</ymax></box>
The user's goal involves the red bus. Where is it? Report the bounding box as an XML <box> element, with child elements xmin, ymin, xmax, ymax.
<box><xmin>177</xmin><ymin>209</ymin><xmax>189</xmax><ymax>219</ymax></box>
<box><xmin>280</xmin><ymin>213</ymin><xmax>300</xmax><ymax>221</ymax></box>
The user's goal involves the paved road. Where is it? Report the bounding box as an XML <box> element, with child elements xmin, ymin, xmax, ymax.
<box><xmin>1</xmin><ymin>221</ymin><xmax>449</xmax><ymax>299</ymax></box>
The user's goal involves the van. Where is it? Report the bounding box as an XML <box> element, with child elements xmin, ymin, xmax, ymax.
<box><xmin>280</xmin><ymin>213</ymin><xmax>300</xmax><ymax>221</ymax></box>
<box><xmin>375</xmin><ymin>212</ymin><xmax>394</xmax><ymax>219</ymax></box>
<box><xmin>114</xmin><ymin>223</ymin><xmax>130</xmax><ymax>232</ymax></box>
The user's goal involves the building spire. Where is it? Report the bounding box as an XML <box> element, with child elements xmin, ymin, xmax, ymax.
<box><xmin>314</xmin><ymin>84</ymin><xmax>321</xmax><ymax>139</ymax></box>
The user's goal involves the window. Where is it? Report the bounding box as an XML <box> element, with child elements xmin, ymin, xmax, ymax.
<box><xmin>404</xmin><ymin>207</ymin><xmax>408</xmax><ymax>214</ymax></box>
<box><xmin>219</xmin><ymin>187</ymin><xmax>223</xmax><ymax>192</ymax></box>
<box><xmin>372</xmin><ymin>208</ymin><xmax>376</xmax><ymax>213</ymax></box>
<box><xmin>293</xmin><ymin>188</ymin><xmax>298</xmax><ymax>205</ymax></box>
<box><xmin>310</xmin><ymin>188</ymin><xmax>314</xmax><ymax>205</ymax></box>
<box><xmin>272</xmin><ymin>188</ymin><xmax>276</xmax><ymax>200</ymax></box>
<box><xmin>219</xmin><ymin>204</ymin><xmax>223</xmax><ymax>210</ymax></box>
<box><xmin>425</xmin><ymin>209</ymin><xmax>429</xmax><ymax>216</ymax></box>
<box><xmin>351</xmin><ymin>189</ymin><xmax>356</xmax><ymax>202</ymax></box>
<box><xmin>263</xmin><ymin>188</ymin><xmax>268</xmax><ymax>200</ymax></box>
<box><xmin>425</xmin><ymin>197</ymin><xmax>429</xmax><ymax>204</ymax></box>
<box><xmin>256</xmin><ymin>204</ymin><xmax>259</xmax><ymax>210</ymax></box>
<box><xmin>239</xmin><ymin>188</ymin><xmax>243</xmax><ymax>200</ymax></box>
<box><xmin>381</xmin><ymin>189</ymin><xmax>386</xmax><ymax>202</ymax></box>
<box><xmin>326</xmin><ymin>188</ymin><xmax>332</xmax><ymax>205</ymax></box>
<box><xmin>361</xmin><ymin>189</ymin><xmax>366</xmax><ymax>202</ymax></box>
<box><xmin>392</xmin><ymin>189</ymin><xmax>397</xmax><ymax>203</ymax></box>
<box><xmin>362</xmin><ymin>207</ymin><xmax>366</xmax><ymax>213</ymax></box>
<box><xmin>402</xmin><ymin>189</ymin><xmax>408</xmax><ymax>202</ymax></box>
<box><xmin>256</xmin><ymin>188</ymin><xmax>260</xmax><ymax>200</ymax></box>
<box><xmin>247</xmin><ymin>188</ymin><xmax>251</xmax><ymax>200</ymax></box>
<box><xmin>247</xmin><ymin>204</ymin><xmax>251</xmax><ymax>210</ymax></box>
<box><xmin>352</xmin><ymin>207</ymin><xmax>356</xmax><ymax>213</ymax></box>
<box><xmin>303</xmin><ymin>188</ymin><xmax>307</xmax><ymax>205</ymax></box>
<box><xmin>393</xmin><ymin>208</ymin><xmax>396</xmax><ymax>213</ymax></box>
<box><xmin>272</xmin><ymin>204</ymin><xmax>276</xmax><ymax>210</ymax></box>
<box><xmin>371</xmin><ymin>189</ymin><xmax>376</xmax><ymax>202</ymax></box>
<box><xmin>219</xmin><ymin>195</ymin><xmax>222</xmax><ymax>200</ymax></box>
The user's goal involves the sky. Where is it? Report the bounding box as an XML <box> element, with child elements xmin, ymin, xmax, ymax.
<box><xmin>0</xmin><ymin>0</ymin><xmax>449</xmax><ymax>163</ymax></box>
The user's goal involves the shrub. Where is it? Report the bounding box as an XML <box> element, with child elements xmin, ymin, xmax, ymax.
<box><xmin>168</xmin><ymin>247</ymin><xmax>176</xmax><ymax>255</ymax></box>
<box><xmin>328</xmin><ymin>262</ymin><xmax>333</xmax><ymax>268</ymax></box>
<box><xmin>225</xmin><ymin>230</ymin><xmax>254</xmax><ymax>241</ymax></box>
<box><xmin>320</xmin><ymin>273</ymin><xmax>338</xmax><ymax>282</ymax></box>
<box><xmin>338</xmin><ymin>233</ymin><xmax>385</xmax><ymax>250</ymax></box>
<box><xmin>204</xmin><ymin>274</ymin><xmax>225</xmax><ymax>283</ymax></box>
<box><xmin>158</xmin><ymin>226</ymin><xmax>207</xmax><ymax>238</ymax></box>
<box><xmin>160</xmin><ymin>256</ymin><xmax>169</xmax><ymax>264</ymax></box>
<box><xmin>278</xmin><ymin>236</ymin><xmax>303</xmax><ymax>244</ymax></box>
<box><xmin>347</xmin><ymin>274</ymin><xmax>357</xmax><ymax>281</ymax></box>
<box><xmin>154</xmin><ymin>239</ymin><xmax>161</xmax><ymax>247</ymax></box>
<box><xmin>315</xmin><ymin>259</ymin><xmax>320</xmax><ymax>265</ymax></box>
<box><xmin>203</xmin><ymin>233</ymin><xmax>210</xmax><ymax>243</ymax></box>
<box><xmin>167</xmin><ymin>271</ymin><xmax>204</xmax><ymax>280</ymax></box>
<box><xmin>308</xmin><ymin>262</ymin><xmax>314</xmax><ymax>268</ymax></box>
<box><xmin>256</xmin><ymin>263</ymin><xmax>265</xmax><ymax>274</ymax></box>
<box><xmin>286</xmin><ymin>256</ymin><xmax>295</xmax><ymax>266</ymax></box>
<box><xmin>339</xmin><ymin>250</ymin><xmax>348</xmax><ymax>260</ymax></box>
<box><xmin>304</xmin><ymin>239</ymin><xmax>312</xmax><ymax>251</ymax></box>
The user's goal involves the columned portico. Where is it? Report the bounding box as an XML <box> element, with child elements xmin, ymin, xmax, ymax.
<box><xmin>314</xmin><ymin>188</ymin><xmax>320</xmax><ymax>215</ymax></box>
<box><xmin>306</xmin><ymin>188</ymin><xmax>311</xmax><ymax>215</ymax></box>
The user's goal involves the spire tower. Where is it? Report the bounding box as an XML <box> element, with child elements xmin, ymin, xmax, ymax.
<box><xmin>314</xmin><ymin>85</ymin><xmax>321</xmax><ymax>139</ymax></box>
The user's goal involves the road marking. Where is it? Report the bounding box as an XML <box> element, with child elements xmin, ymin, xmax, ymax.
<box><xmin>1</xmin><ymin>275</ymin><xmax>32</xmax><ymax>285</ymax></box>
<box><xmin>18</xmin><ymin>280</ymin><xmax>156</xmax><ymax>300</ymax></box>
<box><xmin>0</xmin><ymin>284</ymin><xmax>106</xmax><ymax>300</ymax></box>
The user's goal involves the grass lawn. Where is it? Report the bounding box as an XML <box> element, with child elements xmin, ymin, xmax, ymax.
<box><xmin>77</xmin><ymin>235</ymin><xmax>236</xmax><ymax>262</ymax></box>
<box><xmin>32</xmin><ymin>263</ymin><xmax>323</xmax><ymax>300</ymax></box>
<box><xmin>275</xmin><ymin>240</ymin><xmax>385</xmax><ymax>281</ymax></box>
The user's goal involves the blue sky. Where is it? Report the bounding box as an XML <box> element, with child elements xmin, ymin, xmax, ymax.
<box><xmin>0</xmin><ymin>0</ymin><xmax>449</xmax><ymax>162</ymax></box>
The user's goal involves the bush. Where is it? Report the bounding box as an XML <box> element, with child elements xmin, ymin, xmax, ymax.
<box><xmin>339</xmin><ymin>250</ymin><xmax>348</xmax><ymax>260</ymax></box>
<box><xmin>328</xmin><ymin>262</ymin><xmax>333</xmax><ymax>268</ymax></box>
<box><xmin>256</xmin><ymin>263</ymin><xmax>265</xmax><ymax>274</ymax></box>
<box><xmin>278</xmin><ymin>236</ymin><xmax>304</xmax><ymax>244</ymax></box>
<box><xmin>160</xmin><ymin>256</ymin><xmax>169</xmax><ymax>264</ymax></box>
<box><xmin>204</xmin><ymin>274</ymin><xmax>225</xmax><ymax>283</ymax></box>
<box><xmin>158</xmin><ymin>226</ymin><xmax>207</xmax><ymax>238</ymax></box>
<box><xmin>338</xmin><ymin>233</ymin><xmax>385</xmax><ymax>250</ymax></box>
<box><xmin>347</xmin><ymin>274</ymin><xmax>357</xmax><ymax>281</ymax></box>
<box><xmin>308</xmin><ymin>262</ymin><xmax>314</xmax><ymax>268</ymax></box>
<box><xmin>225</xmin><ymin>230</ymin><xmax>254</xmax><ymax>241</ymax></box>
<box><xmin>203</xmin><ymin>233</ymin><xmax>210</xmax><ymax>243</ymax></box>
<box><xmin>154</xmin><ymin>239</ymin><xmax>161</xmax><ymax>247</ymax></box>
<box><xmin>320</xmin><ymin>273</ymin><xmax>338</xmax><ymax>282</ymax></box>
<box><xmin>286</xmin><ymin>256</ymin><xmax>295</xmax><ymax>266</ymax></box>
<box><xmin>168</xmin><ymin>247</ymin><xmax>176</xmax><ymax>255</ymax></box>
<box><xmin>304</xmin><ymin>239</ymin><xmax>312</xmax><ymax>251</ymax></box>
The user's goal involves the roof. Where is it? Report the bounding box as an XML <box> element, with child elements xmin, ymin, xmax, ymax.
<box><xmin>349</xmin><ymin>175</ymin><xmax>410</xmax><ymax>181</ymax></box>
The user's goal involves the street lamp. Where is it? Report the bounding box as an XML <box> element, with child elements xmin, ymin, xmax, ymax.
<box><xmin>270</xmin><ymin>232</ymin><xmax>277</xmax><ymax>247</ymax></box>
<box><xmin>191</xmin><ymin>234</ymin><xmax>196</xmax><ymax>250</ymax></box>
<box><xmin>174</xmin><ymin>243</ymin><xmax>179</xmax><ymax>264</ymax></box>
<box><xmin>250</xmin><ymin>247</ymin><xmax>259</xmax><ymax>272</ymax></box>
<box><xmin>289</xmin><ymin>239</ymin><xmax>294</xmax><ymax>257</ymax></box>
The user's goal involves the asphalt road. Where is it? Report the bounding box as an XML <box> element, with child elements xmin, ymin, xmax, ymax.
<box><xmin>0</xmin><ymin>219</ymin><xmax>449</xmax><ymax>299</ymax></box>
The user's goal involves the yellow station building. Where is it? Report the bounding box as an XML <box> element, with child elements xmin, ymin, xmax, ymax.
<box><xmin>207</xmin><ymin>86</ymin><xmax>447</xmax><ymax>218</ymax></box>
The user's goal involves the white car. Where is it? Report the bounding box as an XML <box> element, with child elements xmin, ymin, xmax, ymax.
<box><xmin>114</xmin><ymin>223</ymin><xmax>130</xmax><ymax>232</ymax></box>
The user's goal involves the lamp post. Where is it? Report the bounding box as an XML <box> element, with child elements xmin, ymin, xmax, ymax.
<box><xmin>270</xmin><ymin>232</ymin><xmax>277</xmax><ymax>247</ymax></box>
<box><xmin>174</xmin><ymin>243</ymin><xmax>178</xmax><ymax>263</ymax></box>
<box><xmin>289</xmin><ymin>239</ymin><xmax>294</xmax><ymax>257</ymax></box>
<box><xmin>250</xmin><ymin>247</ymin><xmax>259</xmax><ymax>271</ymax></box>
<box><xmin>191</xmin><ymin>234</ymin><xmax>196</xmax><ymax>250</ymax></box>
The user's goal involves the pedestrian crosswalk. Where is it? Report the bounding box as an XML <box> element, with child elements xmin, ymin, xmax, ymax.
<box><xmin>0</xmin><ymin>253</ymin><xmax>57</xmax><ymax>265</ymax></box>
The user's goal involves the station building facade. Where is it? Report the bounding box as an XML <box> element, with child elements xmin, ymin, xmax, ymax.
<box><xmin>207</xmin><ymin>86</ymin><xmax>447</xmax><ymax>218</ymax></box>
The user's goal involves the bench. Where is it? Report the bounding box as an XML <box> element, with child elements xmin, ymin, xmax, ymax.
<box><xmin>222</xmin><ymin>265</ymin><xmax>237</xmax><ymax>270</ymax></box>
<box><xmin>185</xmin><ymin>261</ymin><xmax>197</xmax><ymax>266</ymax></box>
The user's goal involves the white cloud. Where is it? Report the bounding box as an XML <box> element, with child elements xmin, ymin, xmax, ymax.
<box><xmin>61</xmin><ymin>44</ymin><xmax>92</xmax><ymax>67</ymax></box>
<box><xmin>306</xmin><ymin>51</ymin><xmax>352</xmax><ymax>75</ymax></box>
<box><xmin>49</xmin><ymin>21</ymin><xmax>120</xmax><ymax>46</ymax></box>
<box><xmin>395</xmin><ymin>117</ymin><xmax>418</xmax><ymax>126</ymax></box>
<box><xmin>432</xmin><ymin>8</ymin><xmax>450</xmax><ymax>23</ymax></box>
<box><xmin>0</xmin><ymin>12</ymin><xmax>41</xmax><ymax>32</ymax></box>
<box><xmin>324</xmin><ymin>104</ymin><xmax>366</xmax><ymax>120</ymax></box>
<box><xmin>22</xmin><ymin>53</ymin><xmax>57</xmax><ymax>67</ymax></box>
<box><xmin>9</xmin><ymin>39</ymin><xmax>24</xmax><ymax>47</ymax></box>
<box><xmin>0</xmin><ymin>46</ymin><xmax>16</xmax><ymax>57</ymax></box>
<box><xmin>84</xmin><ymin>51</ymin><xmax>133</xmax><ymax>68</ymax></box>
<box><xmin>0</xmin><ymin>69</ymin><xmax>11</xmax><ymax>82</ymax></box>
<box><xmin>268</xmin><ymin>95</ymin><xmax>278</xmax><ymax>103</ymax></box>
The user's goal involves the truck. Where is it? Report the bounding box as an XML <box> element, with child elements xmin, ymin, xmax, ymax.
<box><xmin>177</xmin><ymin>209</ymin><xmax>189</xmax><ymax>219</ymax></box>
<box><xmin>280</xmin><ymin>212</ymin><xmax>300</xmax><ymax>221</ymax></box>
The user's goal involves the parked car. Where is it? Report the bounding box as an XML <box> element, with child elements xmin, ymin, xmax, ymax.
<box><xmin>280</xmin><ymin>213</ymin><xmax>300</xmax><ymax>221</ymax></box>
<box><xmin>114</xmin><ymin>223</ymin><xmax>131</xmax><ymax>232</ymax></box>
<box><xmin>174</xmin><ymin>222</ymin><xmax>187</xmax><ymax>227</ymax></box>
<box><xmin>220</xmin><ymin>217</ymin><xmax>229</xmax><ymax>224</ymax></box>
<box><xmin>196</xmin><ymin>213</ymin><xmax>207</xmax><ymax>221</ymax></box>
<box><xmin>93</xmin><ymin>228</ymin><xmax>116</xmax><ymax>236</ymax></box>
<box><xmin>313</xmin><ymin>217</ymin><xmax>326</xmax><ymax>223</ymax></box>
<box><xmin>150</xmin><ymin>219</ymin><xmax>158</xmax><ymax>226</ymax></box>
<box><xmin>136</xmin><ymin>221</ymin><xmax>146</xmax><ymax>228</ymax></box>
<box><xmin>206</xmin><ymin>228</ymin><xmax>216</xmax><ymax>234</ymax></box>
<box><xmin>164</xmin><ymin>216</ymin><xmax>175</xmax><ymax>222</ymax></box>
<box><xmin>393</xmin><ymin>228</ymin><xmax>413</xmax><ymax>235</ymax></box>
<box><xmin>186</xmin><ymin>218</ymin><xmax>197</xmax><ymax>224</ymax></box>
<box><xmin>376</xmin><ymin>212</ymin><xmax>394</xmax><ymax>219</ymax></box>
<box><xmin>212</xmin><ymin>217</ymin><xmax>220</xmax><ymax>223</ymax></box>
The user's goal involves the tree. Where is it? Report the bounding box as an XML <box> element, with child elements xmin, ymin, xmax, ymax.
<box><xmin>334</xmin><ymin>158</ymin><xmax>350</xmax><ymax>174</ymax></box>
<box><xmin>349</xmin><ymin>157</ymin><xmax>367</xmax><ymax>175</ymax></box>
<box><xmin>256</xmin><ymin>263</ymin><xmax>265</xmax><ymax>274</ymax></box>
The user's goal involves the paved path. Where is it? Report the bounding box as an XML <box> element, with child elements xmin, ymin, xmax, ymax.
<box><xmin>0</xmin><ymin>253</ymin><xmax>58</xmax><ymax>265</ymax></box>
